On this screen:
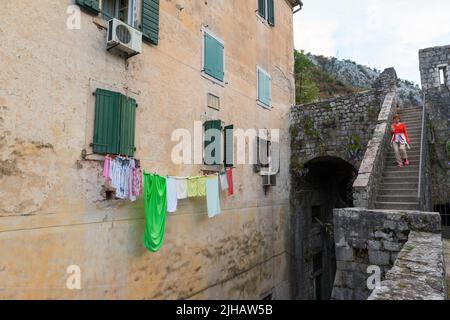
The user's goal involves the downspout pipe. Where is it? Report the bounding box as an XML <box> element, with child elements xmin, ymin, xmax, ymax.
<box><xmin>293</xmin><ymin>1</ymin><xmax>303</xmax><ymax>14</ymax></box>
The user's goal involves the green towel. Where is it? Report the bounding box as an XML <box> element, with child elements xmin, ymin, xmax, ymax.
<box><xmin>143</xmin><ymin>172</ymin><xmax>167</xmax><ymax>252</ymax></box>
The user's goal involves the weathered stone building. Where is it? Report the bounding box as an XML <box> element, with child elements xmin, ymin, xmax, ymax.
<box><xmin>290</xmin><ymin>68</ymin><xmax>398</xmax><ymax>300</ymax></box>
<box><xmin>0</xmin><ymin>0</ymin><xmax>302</xmax><ymax>299</ymax></box>
<box><xmin>419</xmin><ymin>45</ymin><xmax>450</xmax><ymax>236</ymax></box>
<box><xmin>291</xmin><ymin>65</ymin><xmax>446</xmax><ymax>300</ymax></box>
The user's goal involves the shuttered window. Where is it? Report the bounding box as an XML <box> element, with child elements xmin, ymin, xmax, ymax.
<box><xmin>257</xmin><ymin>67</ymin><xmax>271</xmax><ymax>108</ymax></box>
<box><xmin>258</xmin><ymin>0</ymin><xmax>266</xmax><ymax>18</ymax></box>
<box><xmin>258</xmin><ymin>0</ymin><xmax>275</xmax><ymax>26</ymax></box>
<box><xmin>204</xmin><ymin>120</ymin><xmax>222</xmax><ymax>165</ymax></box>
<box><xmin>93</xmin><ymin>89</ymin><xmax>137</xmax><ymax>157</ymax></box>
<box><xmin>224</xmin><ymin>125</ymin><xmax>234</xmax><ymax>167</ymax></box>
<box><xmin>141</xmin><ymin>0</ymin><xmax>160</xmax><ymax>45</ymax></box>
<box><xmin>203</xmin><ymin>32</ymin><xmax>225</xmax><ymax>83</ymax></box>
<box><xmin>267</xmin><ymin>0</ymin><xmax>275</xmax><ymax>26</ymax></box>
<box><xmin>76</xmin><ymin>0</ymin><xmax>100</xmax><ymax>14</ymax></box>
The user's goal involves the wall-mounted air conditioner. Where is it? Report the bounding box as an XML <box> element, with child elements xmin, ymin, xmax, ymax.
<box><xmin>107</xmin><ymin>19</ymin><xmax>142</xmax><ymax>58</ymax></box>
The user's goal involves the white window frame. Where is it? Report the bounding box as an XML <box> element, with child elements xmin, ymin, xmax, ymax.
<box><xmin>101</xmin><ymin>0</ymin><xmax>137</xmax><ymax>28</ymax></box>
<box><xmin>201</xmin><ymin>27</ymin><xmax>226</xmax><ymax>87</ymax></box>
<box><xmin>256</xmin><ymin>66</ymin><xmax>272</xmax><ymax>109</ymax></box>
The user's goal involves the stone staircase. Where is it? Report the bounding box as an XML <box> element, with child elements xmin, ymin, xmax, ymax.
<box><xmin>374</xmin><ymin>107</ymin><xmax>423</xmax><ymax>210</ymax></box>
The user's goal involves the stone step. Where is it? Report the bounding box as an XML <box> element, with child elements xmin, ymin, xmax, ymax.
<box><xmin>378</xmin><ymin>189</ymin><xmax>418</xmax><ymax>196</ymax></box>
<box><xmin>382</xmin><ymin>176</ymin><xmax>418</xmax><ymax>183</ymax></box>
<box><xmin>383</xmin><ymin>170</ymin><xmax>419</xmax><ymax>177</ymax></box>
<box><xmin>387</xmin><ymin>154</ymin><xmax>420</xmax><ymax>160</ymax></box>
<box><xmin>374</xmin><ymin>201</ymin><xmax>420</xmax><ymax>210</ymax></box>
<box><xmin>384</xmin><ymin>164</ymin><xmax>419</xmax><ymax>171</ymax></box>
<box><xmin>380</xmin><ymin>182</ymin><xmax>418</xmax><ymax>190</ymax></box>
<box><xmin>377</xmin><ymin>195</ymin><xmax>419</xmax><ymax>203</ymax></box>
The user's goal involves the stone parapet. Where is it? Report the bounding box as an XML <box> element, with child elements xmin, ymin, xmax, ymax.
<box><xmin>332</xmin><ymin>208</ymin><xmax>442</xmax><ymax>300</ymax></box>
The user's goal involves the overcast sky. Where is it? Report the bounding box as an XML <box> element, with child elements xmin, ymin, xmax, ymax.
<box><xmin>293</xmin><ymin>0</ymin><xmax>450</xmax><ymax>85</ymax></box>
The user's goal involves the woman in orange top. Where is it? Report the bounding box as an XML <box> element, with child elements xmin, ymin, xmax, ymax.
<box><xmin>391</xmin><ymin>114</ymin><xmax>410</xmax><ymax>167</ymax></box>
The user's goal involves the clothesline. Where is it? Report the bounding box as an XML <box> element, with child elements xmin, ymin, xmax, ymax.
<box><xmin>102</xmin><ymin>155</ymin><xmax>235</xmax><ymax>253</ymax></box>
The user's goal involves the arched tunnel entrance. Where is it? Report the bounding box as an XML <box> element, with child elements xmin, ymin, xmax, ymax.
<box><xmin>292</xmin><ymin>156</ymin><xmax>357</xmax><ymax>300</ymax></box>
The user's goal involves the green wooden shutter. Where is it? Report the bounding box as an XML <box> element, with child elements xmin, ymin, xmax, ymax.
<box><xmin>224</xmin><ymin>125</ymin><xmax>234</xmax><ymax>167</ymax></box>
<box><xmin>119</xmin><ymin>96</ymin><xmax>137</xmax><ymax>157</ymax></box>
<box><xmin>267</xmin><ymin>0</ymin><xmax>275</xmax><ymax>26</ymax></box>
<box><xmin>204</xmin><ymin>120</ymin><xmax>222</xmax><ymax>165</ymax></box>
<box><xmin>258</xmin><ymin>0</ymin><xmax>266</xmax><ymax>18</ymax></box>
<box><xmin>258</xmin><ymin>69</ymin><xmax>271</xmax><ymax>107</ymax></box>
<box><xmin>76</xmin><ymin>0</ymin><xmax>100</xmax><ymax>14</ymax></box>
<box><xmin>141</xmin><ymin>0</ymin><xmax>160</xmax><ymax>45</ymax></box>
<box><xmin>93</xmin><ymin>89</ymin><xmax>121</xmax><ymax>155</ymax></box>
<box><xmin>204</xmin><ymin>33</ymin><xmax>224</xmax><ymax>82</ymax></box>
<box><xmin>258</xmin><ymin>69</ymin><xmax>264</xmax><ymax>102</ymax></box>
<box><xmin>265</xmin><ymin>73</ymin><xmax>271</xmax><ymax>106</ymax></box>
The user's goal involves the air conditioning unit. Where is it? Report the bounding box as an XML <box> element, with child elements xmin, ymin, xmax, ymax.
<box><xmin>107</xmin><ymin>19</ymin><xmax>142</xmax><ymax>58</ymax></box>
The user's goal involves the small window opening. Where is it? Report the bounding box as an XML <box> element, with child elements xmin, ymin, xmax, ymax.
<box><xmin>105</xmin><ymin>190</ymin><xmax>115</xmax><ymax>200</ymax></box>
<box><xmin>439</xmin><ymin>66</ymin><xmax>447</xmax><ymax>85</ymax></box>
<box><xmin>207</xmin><ymin>93</ymin><xmax>220</xmax><ymax>111</ymax></box>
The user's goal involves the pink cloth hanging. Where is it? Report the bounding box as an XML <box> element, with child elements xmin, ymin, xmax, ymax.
<box><xmin>103</xmin><ymin>156</ymin><xmax>112</xmax><ymax>182</ymax></box>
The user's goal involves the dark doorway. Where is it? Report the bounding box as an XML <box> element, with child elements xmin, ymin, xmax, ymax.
<box><xmin>292</xmin><ymin>156</ymin><xmax>357</xmax><ymax>300</ymax></box>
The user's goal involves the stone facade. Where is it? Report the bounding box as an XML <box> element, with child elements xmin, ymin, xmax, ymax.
<box><xmin>332</xmin><ymin>208</ymin><xmax>443</xmax><ymax>300</ymax></box>
<box><xmin>419</xmin><ymin>45</ymin><xmax>450</xmax><ymax>209</ymax></box>
<box><xmin>0</xmin><ymin>0</ymin><xmax>299</xmax><ymax>299</ymax></box>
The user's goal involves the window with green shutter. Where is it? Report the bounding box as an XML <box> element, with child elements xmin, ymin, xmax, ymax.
<box><xmin>93</xmin><ymin>88</ymin><xmax>137</xmax><ymax>157</ymax></box>
<box><xmin>257</xmin><ymin>67</ymin><xmax>271</xmax><ymax>108</ymax></box>
<box><xmin>204</xmin><ymin>120</ymin><xmax>222</xmax><ymax>165</ymax></box>
<box><xmin>224</xmin><ymin>125</ymin><xmax>234</xmax><ymax>167</ymax></box>
<box><xmin>203</xmin><ymin>31</ymin><xmax>225</xmax><ymax>83</ymax></box>
<box><xmin>141</xmin><ymin>0</ymin><xmax>160</xmax><ymax>45</ymax></box>
<box><xmin>258</xmin><ymin>0</ymin><xmax>275</xmax><ymax>26</ymax></box>
<box><xmin>76</xmin><ymin>0</ymin><xmax>100</xmax><ymax>14</ymax></box>
<box><xmin>258</xmin><ymin>0</ymin><xmax>266</xmax><ymax>18</ymax></box>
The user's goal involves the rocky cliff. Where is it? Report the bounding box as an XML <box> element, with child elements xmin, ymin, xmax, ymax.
<box><xmin>305</xmin><ymin>53</ymin><xmax>422</xmax><ymax>107</ymax></box>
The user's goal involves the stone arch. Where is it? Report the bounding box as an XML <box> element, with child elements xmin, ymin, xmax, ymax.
<box><xmin>292</xmin><ymin>156</ymin><xmax>357</xmax><ymax>300</ymax></box>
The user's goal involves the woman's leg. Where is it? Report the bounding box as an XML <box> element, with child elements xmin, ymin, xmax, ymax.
<box><xmin>393</xmin><ymin>142</ymin><xmax>402</xmax><ymax>166</ymax></box>
<box><xmin>400</xmin><ymin>144</ymin><xmax>408</xmax><ymax>165</ymax></box>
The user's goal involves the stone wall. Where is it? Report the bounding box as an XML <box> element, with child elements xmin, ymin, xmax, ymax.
<box><xmin>332</xmin><ymin>208</ymin><xmax>443</xmax><ymax>300</ymax></box>
<box><xmin>290</xmin><ymin>68</ymin><xmax>397</xmax><ymax>176</ymax></box>
<box><xmin>369</xmin><ymin>231</ymin><xmax>446</xmax><ymax>300</ymax></box>
<box><xmin>352</xmin><ymin>91</ymin><xmax>397</xmax><ymax>208</ymax></box>
<box><xmin>419</xmin><ymin>45</ymin><xmax>450</xmax><ymax>207</ymax></box>
<box><xmin>290</xmin><ymin>90</ymin><xmax>379</xmax><ymax>172</ymax></box>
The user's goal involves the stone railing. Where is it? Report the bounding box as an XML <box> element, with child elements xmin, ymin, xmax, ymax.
<box><xmin>332</xmin><ymin>208</ymin><xmax>445</xmax><ymax>300</ymax></box>
<box><xmin>368</xmin><ymin>231</ymin><xmax>446</xmax><ymax>300</ymax></box>
<box><xmin>353</xmin><ymin>91</ymin><xmax>397</xmax><ymax>208</ymax></box>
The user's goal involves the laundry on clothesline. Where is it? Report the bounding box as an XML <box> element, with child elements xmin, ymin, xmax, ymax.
<box><xmin>102</xmin><ymin>155</ymin><xmax>142</xmax><ymax>202</ymax></box>
<box><xmin>166</xmin><ymin>177</ymin><xmax>178</xmax><ymax>213</ymax></box>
